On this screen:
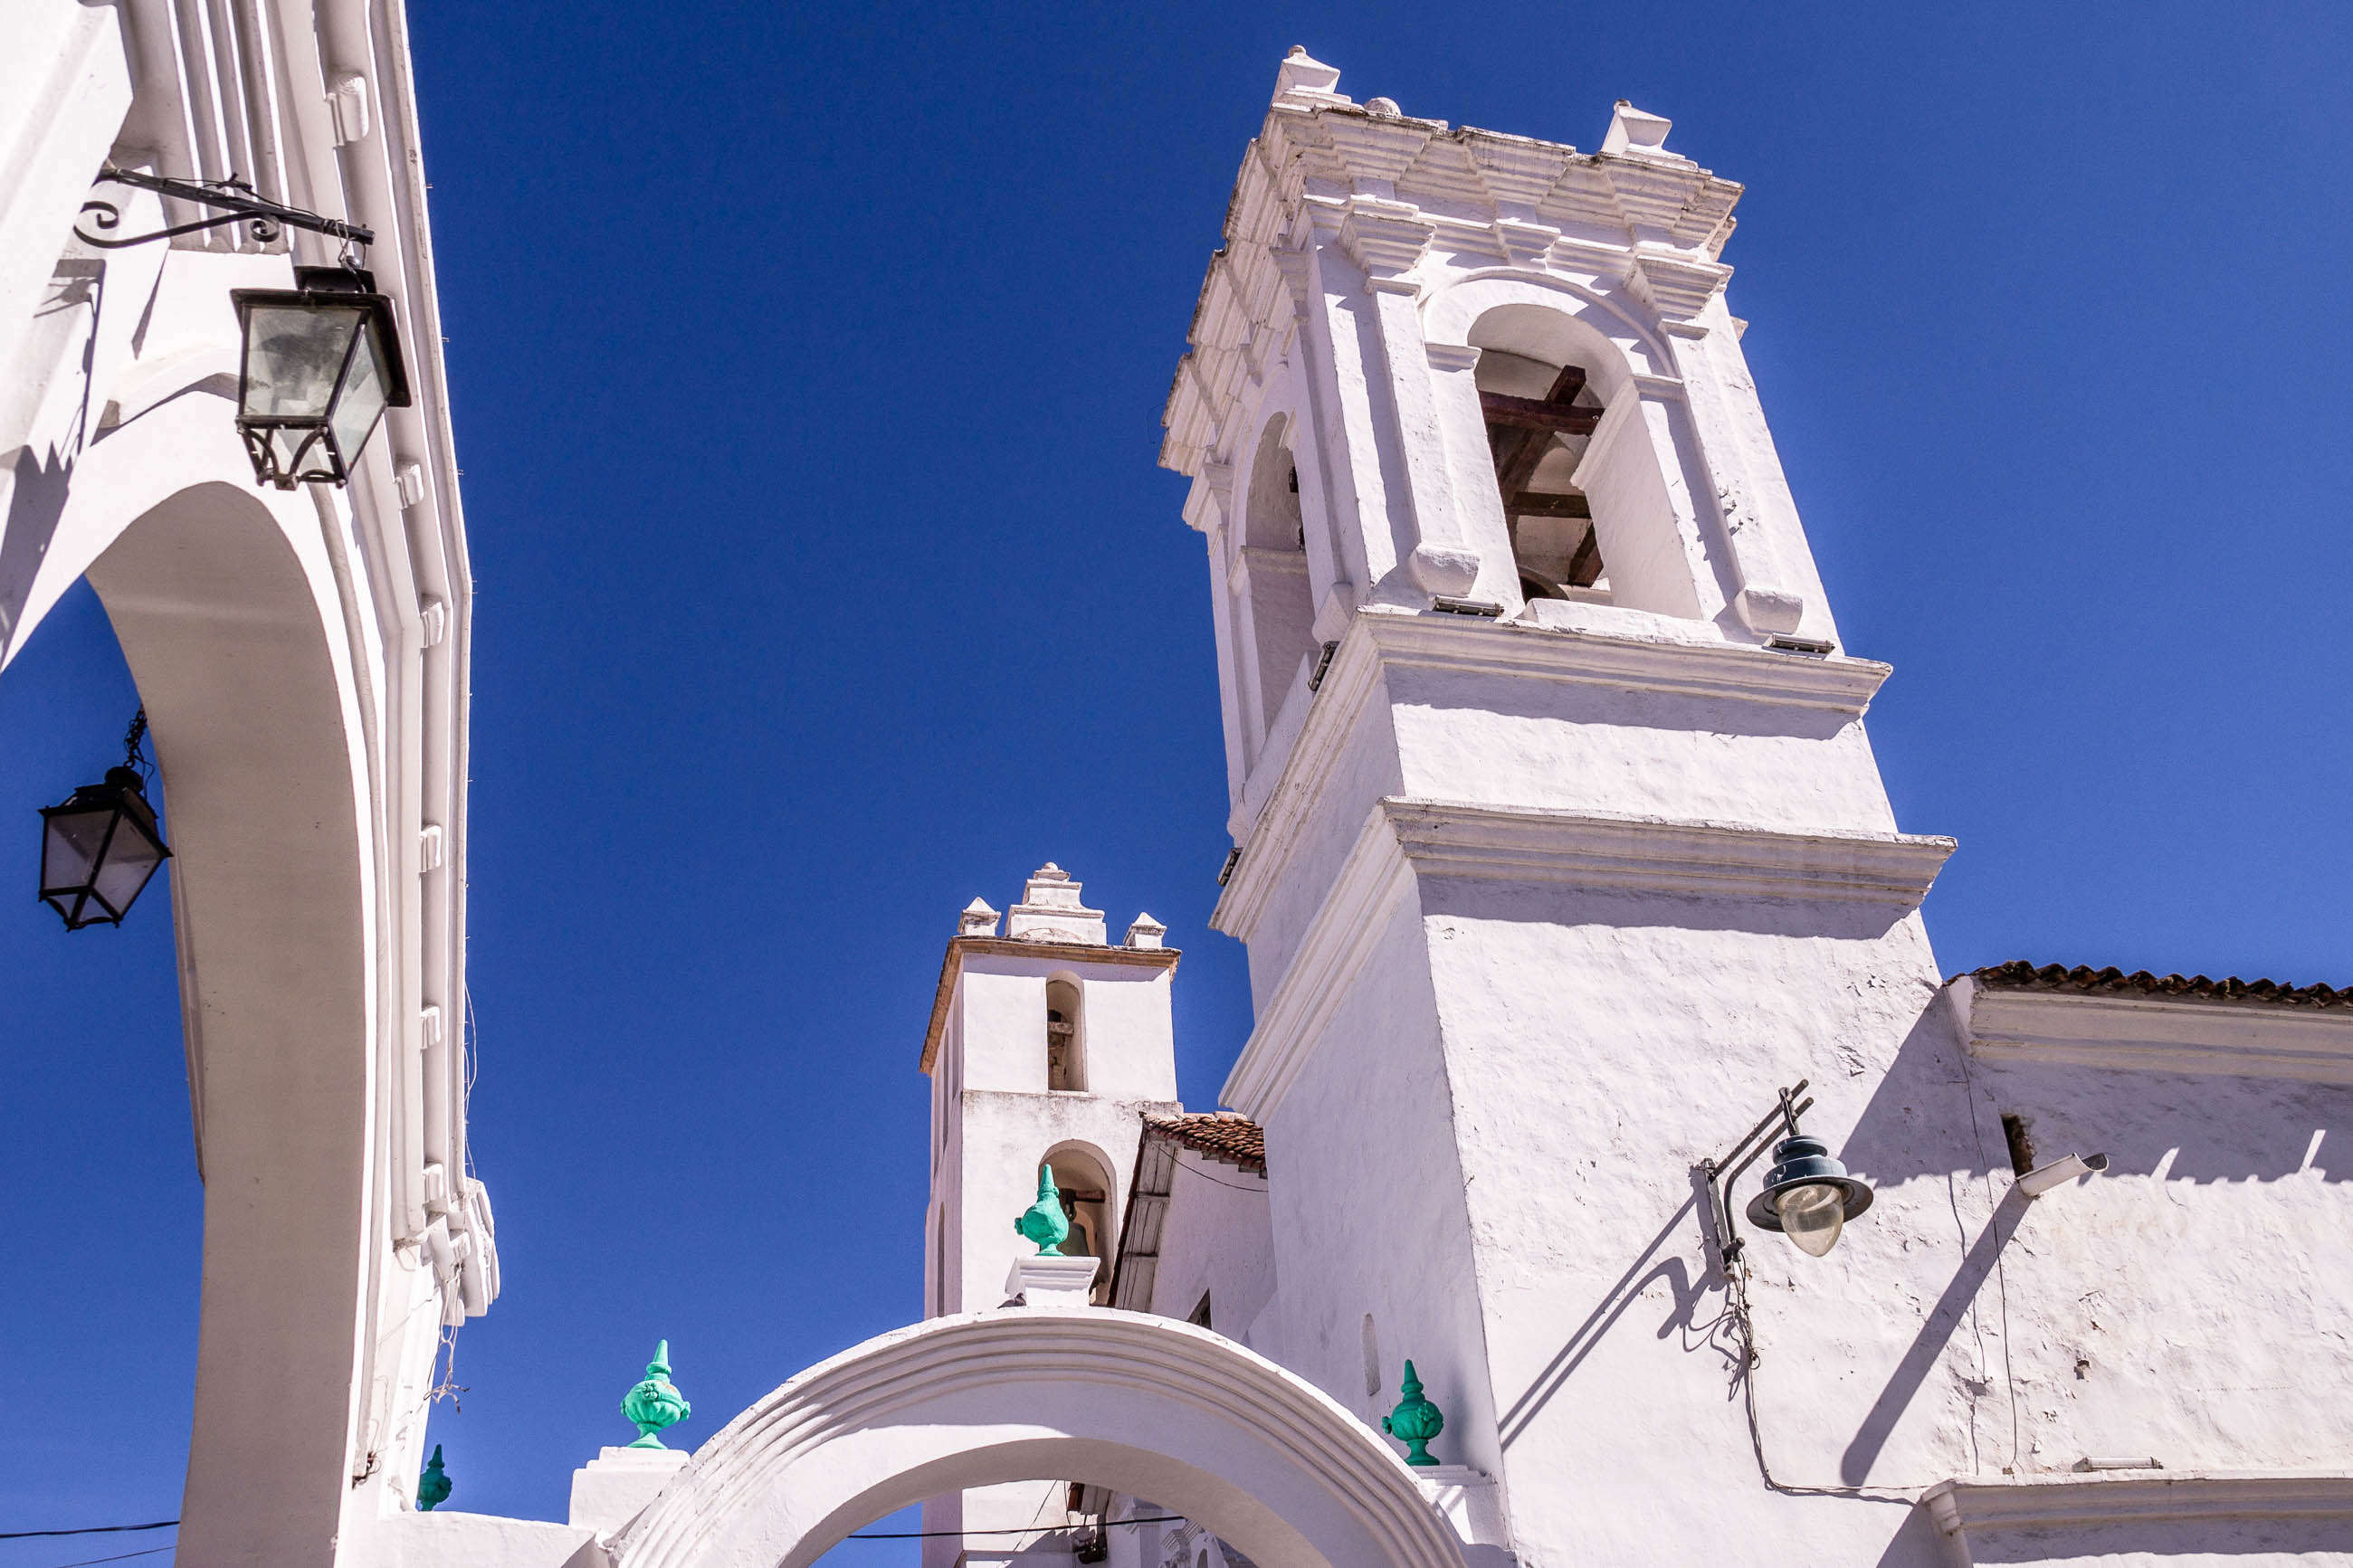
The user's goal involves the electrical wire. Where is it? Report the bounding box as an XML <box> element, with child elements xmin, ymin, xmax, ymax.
<box><xmin>848</xmin><ymin>1516</ymin><xmax>1185</xmax><ymax>1540</ymax></box>
<box><xmin>0</xmin><ymin>1525</ymin><xmax>175</xmax><ymax>1542</ymax></box>
<box><xmin>26</xmin><ymin>1545</ymin><xmax>174</xmax><ymax>1568</ymax></box>
<box><xmin>1169</xmin><ymin>1156</ymin><xmax>1267</xmax><ymax>1196</ymax></box>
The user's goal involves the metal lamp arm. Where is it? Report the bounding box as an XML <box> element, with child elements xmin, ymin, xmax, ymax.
<box><xmin>76</xmin><ymin>166</ymin><xmax>376</xmax><ymax>252</ymax></box>
<box><xmin>1702</xmin><ymin>1082</ymin><xmax>1814</xmax><ymax>1267</ymax></box>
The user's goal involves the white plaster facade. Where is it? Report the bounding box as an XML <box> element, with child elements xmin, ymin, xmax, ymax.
<box><xmin>27</xmin><ymin>33</ymin><xmax>2348</xmax><ymax>1568</ymax></box>
<box><xmin>2</xmin><ymin>3</ymin><xmax>495</xmax><ymax>1564</ymax></box>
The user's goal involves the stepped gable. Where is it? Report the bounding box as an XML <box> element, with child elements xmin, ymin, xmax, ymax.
<box><xmin>1971</xmin><ymin>960</ymin><xmax>2353</xmax><ymax>1009</ymax></box>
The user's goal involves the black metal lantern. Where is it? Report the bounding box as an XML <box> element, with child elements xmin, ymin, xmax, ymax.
<box><xmin>228</xmin><ymin>266</ymin><xmax>412</xmax><ymax>489</ymax></box>
<box><xmin>38</xmin><ymin>711</ymin><xmax>172</xmax><ymax>930</ymax></box>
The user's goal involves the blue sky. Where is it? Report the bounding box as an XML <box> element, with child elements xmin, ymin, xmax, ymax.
<box><xmin>3</xmin><ymin>1</ymin><xmax>2348</xmax><ymax>1559</ymax></box>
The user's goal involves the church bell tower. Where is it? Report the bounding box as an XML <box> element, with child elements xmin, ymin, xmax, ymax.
<box><xmin>1161</xmin><ymin>52</ymin><xmax>1958</xmax><ymax>1563</ymax></box>
<box><xmin>918</xmin><ymin>863</ymin><xmax>1180</xmax><ymax>1566</ymax></box>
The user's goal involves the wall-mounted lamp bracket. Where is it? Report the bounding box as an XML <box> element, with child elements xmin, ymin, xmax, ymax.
<box><xmin>1700</xmin><ymin>1080</ymin><xmax>1813</xmax><ymax>1268</ymax></box>
<box><xmin>75</xmin><ymin>166</ymin><xmax>376</xmax><ymax>253</ymax></box>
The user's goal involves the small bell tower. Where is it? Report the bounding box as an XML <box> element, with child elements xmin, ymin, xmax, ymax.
<box><xmin>918</xmin><ymin>864</ymin><xmax>1180</xmax><ymax>1568</ymax></box>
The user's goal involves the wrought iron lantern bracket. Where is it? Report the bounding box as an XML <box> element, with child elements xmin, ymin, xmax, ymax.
<box><xmin>1700</xmin><ymin>1080</ymin><xmax>1815</xmax><ymax>1269</ymax></box>
<box><xmin>75</xmin><ymin>166</ymin><xmax>376</xmax><ymax>253</ymax></box>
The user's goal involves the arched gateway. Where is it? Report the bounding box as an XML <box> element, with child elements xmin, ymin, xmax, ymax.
<box><xmin>613</xmin><ymin>1309</ymin><xmax>1470</xmax><ymax>1568</ymax></box>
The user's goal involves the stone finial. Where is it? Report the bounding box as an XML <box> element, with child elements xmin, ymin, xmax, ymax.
<box><xmin>1382</xmin><ymin>1361</ymin><xmax>1444</xmax><ymax>1466</ymax></box>
<box><xmin>1124</xmin><ymin>912</ymin><xmax>1167</xmax><ymax>950</ymax></box>
<box><xmin>1007</xmin><ymin>863</ymin><xmax>1107</xmax><ymax>945</ymax></box>
<box><xmin>959</xmin><ymin>898</ymin><xmax>1000</xmax><ymax>938</ymax></box>
<box><xmin>1274</xmin><ymin>45</ymin><xmax>1346</xmax><ymax>108</ymax></box>
<box><xmin>1015</xmin><ymin>1164</ymin><xmax>1071</xmax><ymax>1257</ymax></box>
<box><xmin>416</xmin><ymin>1444</ymin><xmax>452</xmax><ymax>1511</ymax></box>
<box><xmin>1600</xmin><ymin>100</ymin><xmax>1679</xmax><ymax>160</ymax></box>
<box><xmin>1366</xmin><ymin>96</ymin><xmax>1401</xmax><ymax>118</ymax></box>
<box><xmin>622</xmin><ymin>1341</ymin><xmax>691</xmax><ymax>1449</ymax></box>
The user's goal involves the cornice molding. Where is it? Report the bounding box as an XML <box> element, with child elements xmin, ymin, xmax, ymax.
<box><xmin>919</xmin><ymin>937</ymin><xmax>1182</xmax><ymax>1075</ymax></box>
<box><xmin>1223</xmin><ymin>797</ymin><xmax>1952</xmax><ymax>1117</ymax></box>
<box><xmin>1923</xmin><ymin>1471</ymin><xmax>2353</xmax><ymax>1536</ymax></box>
<box><xmin>1385</xmin><ymin>798</ymin><xmax>1954</xmax><ymax>904</ymax></box>
<box><xmin>1214</xmin><ymin>610</ymin><xmax>1894</xmax><ymax>939</ymax></box>
<box><xmin>1951</xmin><ymin>977</ymin><xmax>2353</xmax><ymax>1085</ymax></box>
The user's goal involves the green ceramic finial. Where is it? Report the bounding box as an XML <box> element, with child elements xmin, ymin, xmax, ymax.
<box><xmin>1381</xmin><ymin>1361</ymin><xmax>1444</xmax><ymax>1467</ymax></box>
<box><xmin>1015</xmin><ymin>1164</ymin><xmax>1071</xmax><ymax>1257</ymax></box>
<box><xmin>622</xmin><ymin>1340</ymin><xmax>691</xmax><ymax>1449</ymax></box>
<box><xmin>416</xmin><ymin>1444</ymin><xmax>452</xmax><ymax>1511</ymax></box>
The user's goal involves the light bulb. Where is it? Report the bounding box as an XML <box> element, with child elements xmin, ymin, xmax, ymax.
<box><xmin>1775</xmin><ymin>1181</ymin><xmax>1845</xmax><ymax>1257</ymax></box>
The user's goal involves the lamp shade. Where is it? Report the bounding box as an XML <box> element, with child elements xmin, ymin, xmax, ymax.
<box><xmin>229</xmin><ymin>266</ymin><xmax>412</xmax><ymax>489</ymax></box>
<box><xmin>1743</xmin><ymin>1135</ymin><xmax>1873</xmax><ymax>1257</ymax></box>
<box><xmin>39</xmin><ymin>765</ymin><xmax>171</xmax><ymax>929</ymax></box>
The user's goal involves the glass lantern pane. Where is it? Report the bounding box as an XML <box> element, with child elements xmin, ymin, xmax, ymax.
<box><xmin>243</xmin><ymin>303</ymin><xmax>365</xmax><ymax>420</ymax></box>
<box><xmin>328</xmin><ymin>322</ymin><xmax>392</xmax><ymax>470</ymax></box>
<box><xmin>91</xmin><ymin>822</ymin><xmax>167</xmax><ymax>915</ymax></box>
<box><xmin>1775</xmin><ymin>1182</ymin><xmax>1845</xmax><ymax>1258</ymax></box>
<box><xmin>40</xmin><ymin>805</ymin><xmax>117</xmax><ymax>894</ymax></box>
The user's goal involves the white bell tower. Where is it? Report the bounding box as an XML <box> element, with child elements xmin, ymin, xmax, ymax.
<box><xmin>1161</xmin><ymin>52</ymin><xmax>1964</xmax><ymax>1564</ymax></box>
<box><xmin>919</xmin><ymin>863</ymin><xmax>1180</xmax><ymax>1566</ymax></box>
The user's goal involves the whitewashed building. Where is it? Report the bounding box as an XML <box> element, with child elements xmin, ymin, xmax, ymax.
<box><xmin>13</xmin><ymin>24</ymin><xmax>2352</xmax><ymax>1568</ymax></box>
<box><xmin>4</xmin><ymin>4</ymin><xmax>494</xmax><ymax>1566</ymax></box>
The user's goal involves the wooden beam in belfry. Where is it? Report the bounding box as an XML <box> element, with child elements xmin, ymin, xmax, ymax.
<box><xmin>1479</xmin><ymin>392</ymin><xmax>1603</xmax><ymax>433</ymax></box>
<box><xmin>1508</xmin><ymin>492</ymin><xmax>1592</xmax><ymax>519</ymax></box>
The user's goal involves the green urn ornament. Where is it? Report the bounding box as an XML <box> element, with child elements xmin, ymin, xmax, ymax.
<box><xmin>1382</xmin><ymin>1361</ymin><xmax>1444</xmax><ymax>1467</ymax></box>
<box><xmin>416</xmin><ymin>1444</ymin><xmax>452</xmax><ymax>1510</ymax></box>
<box><xmin>1015</xmin><ymin>1165</ymin><xmax>1070</xmax><ymax>1257</ymax></box>
<box><xmin>623</xmin><ymin>1340</ymin><xmax>691</xmax><ymax>1449</ymax></box>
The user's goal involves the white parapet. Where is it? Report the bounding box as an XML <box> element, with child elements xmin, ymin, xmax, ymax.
<box><xmin>1005</xmin><ymin>1254</ymin><xmax>1100</xmax><ymax>1307</ymax></box>
<box><xmin>570</xmin><ymin>1446</ymin><xmax>691</xmax><ymax>1535</ymax></box>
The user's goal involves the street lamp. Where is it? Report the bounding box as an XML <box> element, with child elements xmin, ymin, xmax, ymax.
<box><xmin>74</xmin><ymin>168</ymin><xmax>410</xmax><ymax>489</ymax></box>
<box><xmin>1703</xmin><ymin>1081</ymin><xmax>1874</xmax><ymax>1263</ymax></box>
<box><xmin>229</xmin><ymin>266</ymin><xmax>413</xmax><ymax>489</ymax></box>
<box><xmin>39</xmin><ymin>710</ymin><xmax>171</xmax><ymax>930</ymax></box>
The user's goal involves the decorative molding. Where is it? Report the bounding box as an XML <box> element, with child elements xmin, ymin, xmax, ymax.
<box><xmin>1953</xmin><ymin>977</ymin><xmax>2353</xmax><ymax>1085</ymax></box>
<box><xmin>1224</xmin><ymin>797</ymin><xmax>1951</xmax><ymax>1117</ymax></box>
<box><xmin>919</xmin><ymin>937</ymin><xmax>1182</xmax><ymax>1076</ymax></box>
<box><xmin>1922</xmin><ymin>1471</ymin><xmax>2353</xmax><ymax>1535</ymax></box>
<box><xmin>1215</xmin><ymin>610</ymin><xmax>1894</xmax><ymax>940</ymax></box>
<box><xmin>615</xmin><ymin>1309</ymin><xmax>1472</xmax><ymax>1568</ymax></box>
<box><xmin>1385</xmin><ymin>798</ymin><xmax>1953</xmax><ymax>905</ymax></box>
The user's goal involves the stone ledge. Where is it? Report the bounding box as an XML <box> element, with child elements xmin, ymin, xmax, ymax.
<box><xmin>1952</xmin><ymin>977</ymin><xmax>2353</xmax><ymax>1084</ymax></box>
<box><xmin>1923</xmin><ymin>1470</ymin><xmax>2353</xmax><ymax>1534</ymax></box>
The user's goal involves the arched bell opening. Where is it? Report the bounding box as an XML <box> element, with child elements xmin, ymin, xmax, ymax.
<box><xmin>1472</xmin><ymin>347</ymin><xmax>1608</xmax><ymax>604</ymax></box>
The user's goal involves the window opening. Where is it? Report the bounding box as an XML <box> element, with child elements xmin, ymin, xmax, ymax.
<box><xmin>1478</xmin><ymin>356</ymin><xmax>1606</xmax><ymax>600</ymax></box>
<box><xmin>1045</xmin><ymin>976</ymin><xmax>1085</xmax><ymax>1091</ymax></box>
<box><xmin>1188</xmin><ymin>1291</ymin><xmax>1214</xmax><ymax>1330</ymax></box>
<box><xmin>2001</xmin><ymin>1113</ymin><xmax>2036</xmax><ymax>1177</ymax></box>
<box><xmin>1044</xmin><ymin>1148</ymin><xmax>1116</xmax><ymax>1302</ymax></box>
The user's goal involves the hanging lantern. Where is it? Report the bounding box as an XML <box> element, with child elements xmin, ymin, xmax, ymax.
<box><xmin>228</xmin><ymin>265</ymin><xmax>412</xmax><ymax>489</ymax></box>
<box><xmin>38</xmin><ymin>711</ymin><xmax>172</xmax><ymax>930</ymax></box>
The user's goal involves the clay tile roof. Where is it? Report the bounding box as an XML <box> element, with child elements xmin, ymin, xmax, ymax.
<box><xmin>1144</xmin><ymin>1111</ymin><xmax>1266</xmax><ymax>1174</ymax></box>
<box><xmin>1970</xmin><ymin>960</ymin><xmax>2353</xmax><ymax>1010</ymax></box>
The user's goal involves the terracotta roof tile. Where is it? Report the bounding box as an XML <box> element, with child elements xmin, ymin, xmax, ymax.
<box><xmin>1971</xmin><ymin>960</ymin><xmax>2353</xmax><ymax>1010</ymax></box>
<box><xmin>1144</xmin><ymin>1112</ymin><xmax>1266</xmax><ymax>1173</ymax></box>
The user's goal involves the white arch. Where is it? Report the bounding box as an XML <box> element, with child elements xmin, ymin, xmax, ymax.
<box><xmin>614</xmin><ymin>1309</ymin><xmax>1469</xmax><ymax>1568</ymax></box>
<box><xmin>4</xmin><ymin>342</ymin><xmax>482</xmax><ymax>1562</ymax></box>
